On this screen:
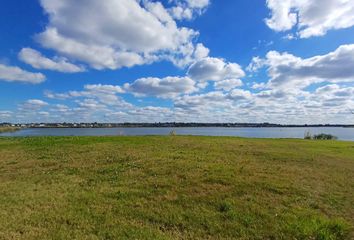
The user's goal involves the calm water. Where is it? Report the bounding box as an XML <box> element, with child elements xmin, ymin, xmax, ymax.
<box><xmin>1</xmin><ymin>127</ymin><xmax>354</xmax><ymax>141</ymax></box>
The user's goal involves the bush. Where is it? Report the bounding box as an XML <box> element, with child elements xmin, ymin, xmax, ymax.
<box><xmin>304</xmin><ymin>131</ymin><xmax>312</xmax><ymax>140</ymax></box>
<box><xmin>313</xmin><ymin>133</ymin><xmax>337</xmax><ymax>140</ymax></box>
<box><xmin>169</xmin><ymin>130</ymin><xmax>177</xmax><ymax>136</ymax></box>
<box><xmin>304</xmin><ymin>132</ymin><xmax>337</xmax><ymax>140</ymax></box>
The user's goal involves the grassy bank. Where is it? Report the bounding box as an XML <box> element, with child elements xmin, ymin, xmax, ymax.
<box><xmin>0</xmin><ymin>136</ymin><xmax>353</xmax><ymax>239</ymax></box>
<box><xmin>0</xmin><ymin>126</ymin><xmax>20</xmax><ymax>133</ymax></box>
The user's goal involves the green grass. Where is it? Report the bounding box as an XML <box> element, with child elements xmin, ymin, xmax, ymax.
<box><xmin>0</xmin><ymin>136</ymin><xmax>353</xmax><ymax>239</ymax></box>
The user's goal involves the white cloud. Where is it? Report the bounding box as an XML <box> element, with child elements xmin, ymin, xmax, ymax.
<box><xmin>170</xmin><ymin>6</ymin><xmax>193</xmax><ymax>20</ymax></box>
<box><xmin>170</xmin><ymin>0</ymin><xmax>210</xmax><ymax>20</ymax></box>
<box><xmin>166</xmin><ymin>43</ymin><xmax>210</xmax><ymax>68</ymax></box>
<box><xmin>175</xmin><ymin>91</ymin><xmax>229</xmax><ymax>110</ymax></box>
<box><xmin>255</xmin><ymin>89</ymin><xmax>288</xmax><ymax>100</ymax></box>
<box><xmin>188</xmin><ymin>57</ymin><xmax>245</xmax><ymax>82</ymax></box>
<box><xmin>265</xmin><ymin>0</ymin><xmax>354</xmax><ymax>38</ymax></box>
<box><xmin>265</xmin><ymin>0</ymin><xmax>298</xmax><ymax>32</ymax></box>
<box><xmin>251</xmin><ymin>82</ymin><xmax>267</xmax><ymax>90</ymax></box>
<box><xmin>19</xmin><ymin>99</ymin><xmax>48</xmax><ymax>112</ymax></box>
<box><xmin>228</xmin><ymin>89</ymin><xmax>252</xmax><ymax>101</ymax></box>
<box><xmin>283</xmin><ymin>33</ymin><xmax>296</xmax><ymax>40</ymax></box>
<box><xmin>312</xmin><ymin>84</ymin><xmax>354</xmax><ymax>106</ymax></box>
<box><xmin>315</xmin><ymin>84</ymin><xmax>354</xmax><ymax>97</ymax></box>
<box><xmin>7</xmin><ymin>80</ymin><xmax>354</xmax><ymax>124</ymax></box>
<box><xmin>26</xmin><ymin>99</ymin><xmax>48</xmax><ymax>106</ymax></box>
<box><xmin>45</xmin><ymin>84</ymin><xmax>127</xmax><ymax>106</ymax></box>
<box><xmin>214</xmin><ymin>79</ymin><xmax>243</xmax><ymax>91</ymax></box>
<box><xmin>185</xmin><ymin>0</ymin><xmax>210</xmax><ymax>9</ymax></box>
<box><xmin>0</xmin><ymin>111</ymin><xmax>12</xmax><ymax>119</ymax></box>
<box><xmin>77</xmin><ymin>99</ymin><xmax>106</xmax><ymax>110</ymax></box>
<box><xmin>38</xmin><ymin>111</ymin><xmax>50</xmax><ymax>116</ymax></box>
<box><xmin>36</xmin><ymin>0</ymin><xmax>201</xmax><ymax>70</ymax></box>
<box><xmin>0</xmin><ymin>64</ymin><xmax>45</xmax><ymax>84</ymax></box>
<box><xmin>36</xmin><ymin>27</ymin><xmax>147</xmax><ymax>70</ymax></box>
<box><xmin>246</xmin><ymin>56</ymin><xmax>264</xmax><ymax>72</ymax></box>
<box><xmin>84</xmin><ymin>84</ymin><xmax>125</xmax><ymax>94</ymax></box>
<box><xmin>128</xmin><ymin>106</ymin><xmax>174</xmax><ymax>120</ymax></box>
<box><xmin>124</xmin><ymin>76</ymin><xmax>198</xmax><ymax>98</ymax></box>
<box><xmin>175</xmin><ymin>89</ymin><xmax>252</xmax><ymax>111</ymax></box>
<box><xmin>248</xmin><ymin>44</ymin><xmax>354</xmax><ymax>90</ymax></box>
<box><xmin>19</xmin><ymin>48</ymin><xmax>85</xmax><ymax>73</ymax></box>
<box><xmin>193</xmin><ymin>43</ymin><xmax>210</xmax><ymax>59</ymax></box>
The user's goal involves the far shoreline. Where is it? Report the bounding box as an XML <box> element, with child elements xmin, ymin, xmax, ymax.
<box><xmin>2</xmin><ymin>123</ymin><xmax>354</xmax><ymax>129</ymax></box>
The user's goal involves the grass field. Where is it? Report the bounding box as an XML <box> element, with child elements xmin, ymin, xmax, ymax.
<box><xmin>0</xmin><ymin>136</ymin><xmax>353</xmax><ymax>239</ymax></box>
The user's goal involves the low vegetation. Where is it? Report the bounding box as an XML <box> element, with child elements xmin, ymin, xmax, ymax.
<box><xmin>169</xmin><ymin>130</ymin><xmax>177</xmax><ymax>136</ymax></box>
<box><xmin>0</xmin><ymin>136</ymin><xmax>353</xmax><ymax>239</ymax></box>
<box><xmin>0</xmin><ymin>126</ymin><xmax>20</xmax><ymax>133</ymax></box>
<box><xmin>305</xmin><ymin>132</ymin><xmax>338</xmax><ymax>140</ymax></box>
<box><xmin>313</xmin><ymin>133</ymin><xmax>338</xmax><ymax>140</ymax></box>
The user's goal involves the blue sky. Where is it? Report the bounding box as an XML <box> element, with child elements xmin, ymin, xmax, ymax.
<box><xmin>1</xmin><ymin>0</ymin><xmax>354</xmax><ymax>123</ymax></box>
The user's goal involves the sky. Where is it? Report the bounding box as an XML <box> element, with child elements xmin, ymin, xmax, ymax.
<box><xmin>1</xmin><ymin>0</ymin><xmax>354</xmax><ymax>124</ymax></box>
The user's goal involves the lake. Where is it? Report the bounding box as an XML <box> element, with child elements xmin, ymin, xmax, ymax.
<box><xmin>1</xmin><ymin>127</ymin><xmax>354</xmax><ymax>141</ymax></box>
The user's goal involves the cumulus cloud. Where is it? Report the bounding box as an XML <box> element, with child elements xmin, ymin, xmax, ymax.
<box><xmin>127</xmin><ymin>106</ymin><xmax>174</xmax><ymax>120</ymax></box>
<box><xmin>77</xmin><ymin>99</ymin><xmax>107</xmax><ymax>110</ymax></box>
<box><xmin>0</xmin><ymin>64</ymin><xmax>45</xmax><ymax>84</ymax></box>
<box><xmin>175</xmin><ymin>89</ymin><xmax>252</xmax><ymax>111</ymax></box>
<box><xmin>255</xmin><ymin>89</ymin><xmax>287</xmax><ymax>99</ymax></box>
<box><xmin>248</xmin><ymin>44</ymin><xmax>354</xmax><ymax>89</ymax></box>
<box><xmin>265</xmin><ymin>0</ymin><xmax>354</xmax><ymax>38</ymax></box>
<box><xmin>188</xmin><ymin>57</ymin><xmax>245</xmax><ymax>82</ymax></box>
<box><xmin>170</xmin><ymin>0</ymin><xmax>210</xmax><ymax>20</ymax></box>
<box><xmin>310</xmin><ymin>84</ymin><xmax>354</xmax><ymax>107</ymax></box>
<box><xmin>170</xmin><ymin>6</ymin><xmax>193</xmax><ymax>20</ymax></box>
<box><xmin>19</xmin><ymin>48</ymin><xmax>85</xmax><ymax>73</ymax></box>
<box><xmin>166</xmin><ymin>43</ymin><xmax>210</xmax><ymax>68</ymax></box>
<box><xmin>175</xmin><ymin>91</ymin><xmax>229</xmax><ymax>110</ymax></box>
<box><xmin>124</xmin><ymin>76</ymin><xmax>198</xmax><ymax>98</ymax></box>
<box><xmin>185</xmin><ymin>0</ymin><xmax>209</xmax><ymax>9</ymax></box>
<box><xmin>214</xmin><ymin>79</ymin><xmax>243</xmax><ymax>91</ymax></box>
<box><xmin>84</xmin><ymin>84</ymin><xmax>125</xmax><ymax>94</ymax></box>
<box><xmin>0</xmin><ymin>111</ymin><xmax>12</xmax><ymax>119</ymax></box>
<box><xmin>36</xmin><ymin>26</ymin><xmax>147</xmax><ymax>70</ymax></box>
<box><xmin>45</xmin><ymin>84</ymin><xmax>127</xmax><ymax>106</ymax></box>
<box><xmin>6</xmin><ymin>81</ymin><xmax>354</xmax><ymax>124</ymax></box>
<box><xmin>36</xmin><ymin>0</ymin><xmax>201</xmax><ymax>70</ymax></box>
<box><xmin>247</xmin><ymin>56</ymin><xmax>265</xmax><ymax>72</ymax></box>
<box><xmin>228</xmin><ymin>89</ymin><xmax>252</xmax><ymax>101</ymax></box>
<box><xmin>193</xmin><ymin>43</ymin><xmax>210</xmax><ymax>59</ymax></box>
<box><xmin>19</xmin><ymin>99</ymin><xmax>48</xmax><ymax>112</ymax></box>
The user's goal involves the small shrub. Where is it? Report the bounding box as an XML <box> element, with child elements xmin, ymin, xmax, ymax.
<box><xmin>304</xmin><ymin>131</ymin><xmax>312</xmax><ymax>140</ymax></box>
<box><xmin>218</xmin><ymin>201</ymin><xmax>232</xmax><ymax>213</ymax></box>
<box><xmin>312</xmin><ymin>133</ymin><xmax>338</xmax><ymax>140</ymax></box>
<box><xmin>304</xmin><ymin>132</ymin><xmax>338</xmax><ymax>140</ymax></box>
<box><xmin>169</xmin><ymin>130</ymin><xmax>177</xmax><ymax>136</ymax></box>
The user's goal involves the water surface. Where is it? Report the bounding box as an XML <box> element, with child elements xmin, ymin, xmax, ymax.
<box><xmin>1</xmin><ymin>127</ymin><xmax>354</xmax><ymax>141</ymax></box>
